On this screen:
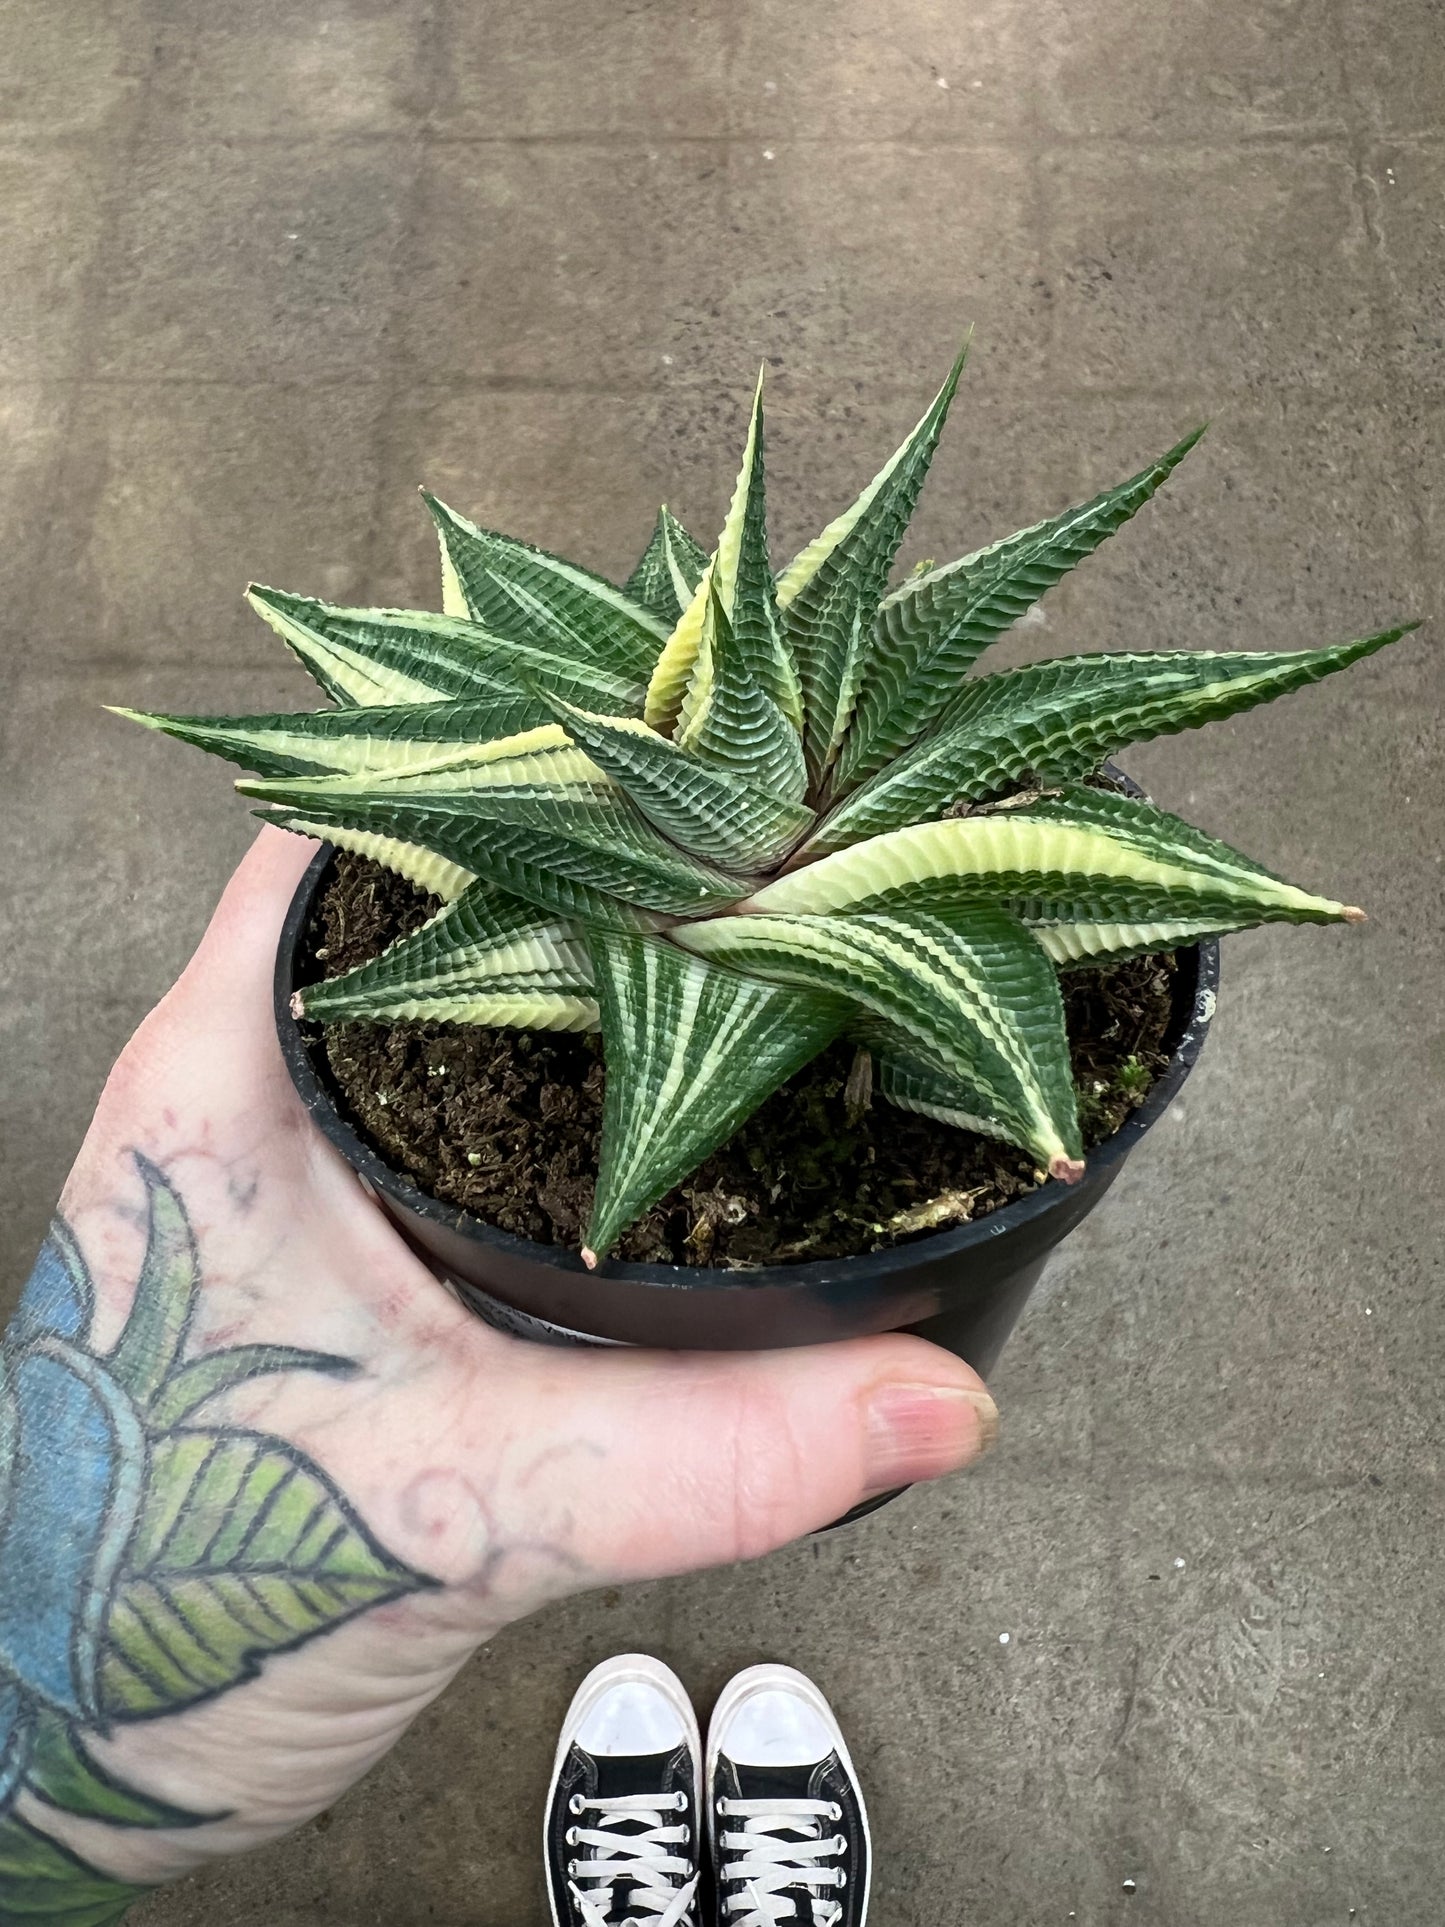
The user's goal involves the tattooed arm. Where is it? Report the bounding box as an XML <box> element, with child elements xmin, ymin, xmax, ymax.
<box><xmin>0</xmin><ymin>829</ymin><xmax>993</xmax><ymax>1923</ymax></box>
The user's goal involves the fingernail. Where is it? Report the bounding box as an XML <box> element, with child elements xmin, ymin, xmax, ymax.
<box><xmin>864</xmin><ymin>1382</ymin><xmax>999</xmax><ymax>1495</ymax></box>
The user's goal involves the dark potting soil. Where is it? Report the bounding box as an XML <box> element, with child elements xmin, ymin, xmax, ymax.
<box><xmin>301</xmin><ymin>854</ymin><xmax>1178</xmax><ymax>1267</ymax></box>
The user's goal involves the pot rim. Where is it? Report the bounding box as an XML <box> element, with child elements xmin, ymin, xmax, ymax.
<box><xmin>275</xmin><ymin>846</ymin><xmax>1220</xmax><ymax>1295</ymax></box>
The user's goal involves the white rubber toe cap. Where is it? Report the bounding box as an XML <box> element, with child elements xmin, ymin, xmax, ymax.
<box><xmin>554</xmin><ymin>1654</ymin><xmax>699</xmax><ymax>1767</ymax></box>
<box><xmin>575</xmin><ymin>1678</ymin><xmax>690</xmax><ymax>1756</ymax></box>
<box><xmin>712</xmin><ymin>1669</ymin><xmax>841</xmax><ymax>1768</ymax></box>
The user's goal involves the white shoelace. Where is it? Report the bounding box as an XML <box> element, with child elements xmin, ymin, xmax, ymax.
<box><xmin>565</xmin><ymin>1789</ymin><xmax>699</xmax><ymax>1927</ymax></box>
<box><xmin>717</xmin><ymin>1796</ymin><xmax>847</xmax><ymax>1927</ymax></box>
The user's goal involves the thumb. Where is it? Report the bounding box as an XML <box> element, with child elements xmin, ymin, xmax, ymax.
<box><xmin>499</xmin><ymin>1332</ymin><xmax>998</xmax><ymax>1581</ymax></box>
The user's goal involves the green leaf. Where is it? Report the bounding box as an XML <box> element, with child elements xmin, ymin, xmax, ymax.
<box><xmin>667</xmin><ymin>374</ymin><xmax>805</xmax><ymax>792</ymax></box>
<box><xmin>623</xmin><ymin>507</ymin><xmax>709</xmax><ymax>621</ymax></box>
<box><xmin>113</xmin><ymin>694</ymin><xmax>589</xmax><ymax>784</ymax></box>
<box><xmin>811</xmin><ymin>628</ymin><xmax>1413</xmax><ymax>851</ymax></box>
<box><xmin>537</xmin><ymin>691</ymin><xmax>812</xmax><ymax>871</ymax></box>
<box><xmin>105</xmin><ymin>1158</ymin><xmax>196</xmax><ymax>1408</ymax></box>
<box><xmin>583</xmin><ymin>931</ymin><xmax>848</xmax><ymax>1260</ymax></box>
<box><xmin>422</xmin><ymin>494</ymin><xmax>668</xmax><ymax>681</ymax></box>
<box><xmin>296</xmin><ymin>880</ymin><xmax>598</xmax><ymax>1030</ymax></box>
<box><xmin>26</xmin><ymin>1709</ymin><xmax>221</xmax><ymax>1828</ymax></box>
<box><xmin>148</xmin><ymin>1345</ymin><xmax>360</xmax><ymax>1431</ymax></box>
<box><xmin>99</xmin><ymin>1430</ymin><xmax>430</xmax><ymax>1721</ymax></box>
<box><xmin>245</xmin><ymin>587</ymin><xmax>648</xmax><ymax>714</ymax></box>
<box><xmin>0</xmin><ymin>1810</ymin><xmax>148</xmax><ymax>1927</ymax></box>
<box><xmin>252</xmin><ymin>788</ymin><xmax>742</xmax><ymax>929</ymax></box>
<box><xmin>676</xmin><ymin>905</ymin><xmax>1083</xmax><ymax>1178</ymax></box>
<box><xmin>742</xmin><ymin>786</ymin><xmax>1361</xmax><ymax>932</ymax></box>
<box><xmin>866</xmin><ymin>1023</ymin><xmax>1031</xmax><ymax>1142</ymax></box>
<box><xmin>1031</xmin><ymin>913</ymin><xmax>1244</xmax><ymax>967</ymax></box>
<box><xmin>268</xmin><ymin>818</ymin><xmax>476</xmax><ymax>902</ymax></box>
<box><xmin>776</xmin><ymin>345</ymin><xmax>968</xmax><ymax>785</ymax></box>
<box><xmin>833</xmin><ymin>427</ymin><xmax>1206</xmax><ymax>792</ymax></box>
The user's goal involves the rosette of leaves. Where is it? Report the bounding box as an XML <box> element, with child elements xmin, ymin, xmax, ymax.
<box><xmin>117</xmin><ymin>350</ymin><xmax>1412</xmax><ymax>1263</ymax></box>
<box><xmin>0</xmin><ymin>1158</ymin><xmax>429</xmax><ymax>1925</ymax></box>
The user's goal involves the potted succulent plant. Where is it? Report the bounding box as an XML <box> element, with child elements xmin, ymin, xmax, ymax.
<box><xmin>116</xmin><ymin>348</ymin><xmax>1410</xmax><ymax>1372</ymax></box>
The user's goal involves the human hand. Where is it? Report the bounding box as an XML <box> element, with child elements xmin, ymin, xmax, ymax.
<box><xmin>0</xmin><ymin>827</ymin><xmax>995</xmax><ymax>1918</ymax></box>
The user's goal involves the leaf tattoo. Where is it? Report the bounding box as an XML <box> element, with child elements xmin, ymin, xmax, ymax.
<box><xmin>0</xmin><ymin>1156</ymin><xmax>435</xmax><ymax>1923</ymax></box>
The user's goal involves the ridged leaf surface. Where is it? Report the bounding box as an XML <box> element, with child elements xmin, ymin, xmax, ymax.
<box><xmin>777</xmin><ymin>348</ymin><xmax>967</xmax><ymax>785</ymax></box>
<box><xmin>423</xmin><ymin>494</ymin><xmax>667</xmax><ymax>680</ymax></box>
<box><xmin>812</xmin><ymin>629</ymin><xmax>1410</xmax><ymax>851</ymax></box>
<box><xmin>540</xmin><ymin>693</ymin><xmax>811</xmax><ymax>870</ymax></box>
<box><xmin>584</xmin><ymin>931</ymin><xmax>847</xmax><ymax>1261</ymax></box>
<box><xmin>297</xmin><ymin>881</ymin><xmax>597</xmax><ymax>1030</ymax></box>
<box><xmin>623</xmin><ymin>507</ymin><xmax>709</xmax><ymax>622</ymax></box>
<box><xmin>833</xmin><ymin>428</ymin><xmax>1205</xmax><ymax>791</ymax></box>
<box><xmin>745</xmin><ymin>788</ymin><xmax>1357</xmax><ymax>930</ymax></box>
<box><xmin>676</xmin><ymin>905</ymin><xmax>1083</xmax><ymax>1177</ymax></box>
<box><xmin>247</xmin><ymin>588</ymin><xmax>647</xmax><ymax>714</ymax></box>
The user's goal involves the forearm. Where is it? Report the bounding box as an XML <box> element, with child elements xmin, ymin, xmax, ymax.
<box><xmin>0</xmin><ymin>1132</ymin><xmax>461</xmax><ymax>1921</ymax></box>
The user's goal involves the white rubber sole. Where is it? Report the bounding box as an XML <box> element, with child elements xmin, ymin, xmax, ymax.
<box><xmin>545</xmin><ymin>1653</ymin><xmax>701</xmax><ymax>1927</ymax></box>
<box><xmin>706</xmin><ymin>1662</ymin><xmax>872</xmax><ymax>1926</ymax></box>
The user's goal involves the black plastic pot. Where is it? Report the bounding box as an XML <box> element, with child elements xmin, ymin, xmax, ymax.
<box><xmin>274</xmin><ymin>847</ymin><xmax>1220</xmax><ymax>1380</ymax></box>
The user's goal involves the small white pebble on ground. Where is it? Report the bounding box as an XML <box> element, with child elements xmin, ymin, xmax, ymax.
<box><xmin>661</xmin><ymin>354</ymin><xmax>674</xmax><ymax>365</ymax></box>
<box><xmin>764</xmin><ymin>78</ymin><xmax>777</xmax><ymax>91</ymax></box>
<box><xmin>1365</xmin><ymin>1306</ymin><xmax>1373</xmax><ymax>1316</ymax></box>
<box><xmin>937</xmin><ymin>75</ymin><xmax>949</xmax><ymax>87</ymax></box>
<box><xmin>998</xmin><ymin>1632</ymin><xmax>1010</xmax><ymax>1645</ymax></box>
<box><xmin>762</xmin><ymin>149</ymin><xmax>775</xmax><ymax>160</ymax></box>
<box><xmin>1174</xmin><ymin>1557</ymin><xmax>1186</xmax><ymax>1570</ymax></box>
<box><xmin>1122</xmin><ymin>1877</ymin><xmax>1137</xmax><ymax>1895</ymax></box>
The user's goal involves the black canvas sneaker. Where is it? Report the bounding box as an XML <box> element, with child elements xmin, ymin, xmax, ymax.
<box><xmin>707</xmin><ymin>1664</ymin><xmax>871</xmax><ymax>1927</ymax></box>
<box><xmin>544</xmin><ymin>1653</ymin><xmax>702</xmax><ymax>1927</ymax></box>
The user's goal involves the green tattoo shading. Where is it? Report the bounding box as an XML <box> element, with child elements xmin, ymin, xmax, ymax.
<box><xmin>0</xmin><ymin>1155</ymin><xmax>435</xmax><ymax>1923</ymax></box>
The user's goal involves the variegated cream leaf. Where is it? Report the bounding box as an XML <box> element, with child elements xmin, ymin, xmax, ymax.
<box><xmin>743</xmin><ymin>788</ymin><xmax>1360</xmax><ymax>929</ymax></box>
<box><xmin>263</xmin><ymin>817</ymin><xmax>476</xmax><ymax>901</ymax></box>
<box><xmin>583</xmin><ymin>930</ymin><xmax>847</xmax><ymax>1261</ymax></box>
<box><xmin>295</xmin><ymin>881</ymin><xmax>597</xmax><ymax>1029</ymax></box>
<box><xmin>245</xmin><ymin>766</ymin><xmax>744</xmax><ymax>927</ymax></box>
<box><xmin>246</xmin><ymin>586</ymin><xmax>647</xmax><ymax>715</ymax></box>
<box><xmin>111</xmin><ymin>695</ymin><xmax>585</xmax><ymax>784</ymax></box>
<box><xmin>809</xmin><ymin>628</ymin><xmax>1412</xmax><ymax>852</ymax></box>
<box><xmin>676</xmin><ymin>905</ymin><xmax>1083</xmax><ymax>1179</ymax></box>
<box><xmin>647</xmin><ymin>375</ymin><xmax>804</xmax><ymax>798</ymax></box>
<box><xmin>833</xmin><ymin>427</ymin><xmax>1206</xmax><ymax>792</ymax></box>
<box><xmin>675</xmin><ymin>372</ymin><xmax>804</xmax><ymax>751</ymax></box>
<box><xmin>1030</xmin><ymin>914</ymin><xmax>1245</xmax><ymax>968</ymax></box>
<box><xmin>623</xmin><ymin>507</ymin><xmax>710</xmax><ymax>622</ymax></box>
<box><xmin>537</xmin><ymin>692</ymin><xmax>813</xmax><ymax>870</ymax></box>
<box><xmin>676</xmin><ymin>570</ymin><xmax>808</xmax><ymax>805</ymax></box>
<box><xmin>422</xmin><ymin>493</ymin><xmax>667</xmax><ymax>681</ymax></box>
<box><xmin>777</xmin><ymin>345</ymin><xmax>968</xmax><ymax>785</ymax></box>
<box><xmin>866</xmin><ymin>1023</ymin><xmax>1030</xmax><ymax>1141</ymax></box>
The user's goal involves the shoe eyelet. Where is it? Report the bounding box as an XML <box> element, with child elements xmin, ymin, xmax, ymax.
<box><xmin>716</xmin><ymin>1797</ymin><xmax>728</xmax><ymax>1815</ymax></box>
<box><xmin>565</xmin><ymin>1826</ymin><xmax>578</xmax><ymax>1847</ymax></box>
<box><xmin>837</xmin><ymin>1871</ymin><xmax>848</xmax><ymax>1890</ymax></box>
<box><xmin>828</xmin><ymin>1802</ymin><xmax>842</xmax><ymax>1822</ymax></box>
<box><xmin>569</xmin><ymin>1793</ymin><xmax>585</xmax><ymax>1816</ymax></box>
<box><xmin>567</xmin><ymin>1859</ymin><xmax>578</xmax><ymax>1877</ymax></box>
<box><xmin>674</xmin><ymin>1789</ymin><xmax>689</xmax><ymax>1811</ymax></box>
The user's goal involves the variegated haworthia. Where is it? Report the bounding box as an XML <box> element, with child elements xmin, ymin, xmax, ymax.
<box><xmin>118</xmin><ymin>349</ymin><xmax>1413</xmax><ymax>1260</ymax></box>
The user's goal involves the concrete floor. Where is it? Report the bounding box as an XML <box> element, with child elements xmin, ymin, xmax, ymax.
<box><xmin>2</xmin><ymin>0</ymin><xmax>1443</xmax><ymax>1921</ymax></box>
